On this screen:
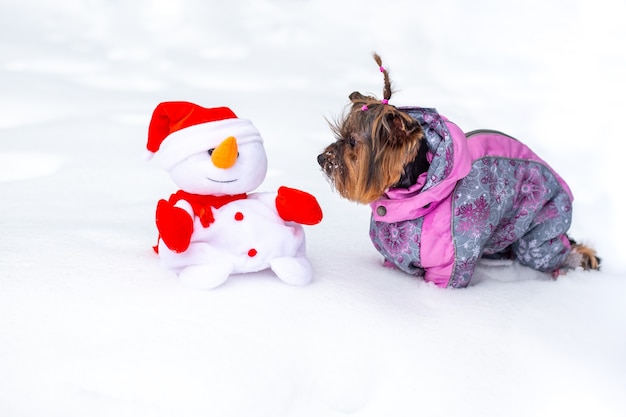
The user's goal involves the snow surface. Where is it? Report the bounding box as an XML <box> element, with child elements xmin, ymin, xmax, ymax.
<box><xmin>1</xmin><ymin>0</ymin><xmax>626</xmax><ymax>416</ymax></box>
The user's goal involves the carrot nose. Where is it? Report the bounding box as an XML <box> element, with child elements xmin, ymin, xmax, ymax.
<box><xmin>211</xmin><ymin>136</ymin><xmax>238</xmax><ymax>169</ymax></box>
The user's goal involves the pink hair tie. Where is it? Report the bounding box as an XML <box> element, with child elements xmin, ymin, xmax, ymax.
<box><xmin>379</xmin><ymin>66</ymin><xmax>385</xmax><ymax>73</ymax></box>
<box><xmin>361</xmin><ymin>105</ymin><xmax>368</xmax><ymax>112</ymax></box>
<box><xmin>381</xmin><ymin>99</ymin><xmax>389</xmax><ymax>104</ymax></box>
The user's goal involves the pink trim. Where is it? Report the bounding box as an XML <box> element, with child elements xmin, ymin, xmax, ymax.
<box><xmin>420</xmin><ymin>195</ymin><xmax>455</xmax><ymax>288</ymax></box>
<box><xmin>466</xmin><ymin>132</ymin><xmax>573</xmax><ymax>200</ymax></box>
<box><xmin>560</xmin><ymin>234</ymin><xmax>572</xmax><ymax>250</ymax></box>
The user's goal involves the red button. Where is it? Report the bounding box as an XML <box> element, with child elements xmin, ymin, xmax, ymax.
<box><xmin>234</xmin><ymin>212</ymin><xmax>244</xmax><ymax>221</ymax></box>
<box><xmin>248</xmin><ymin>249</ymin><xmax>257</xmax><ymax>257</ymax></box>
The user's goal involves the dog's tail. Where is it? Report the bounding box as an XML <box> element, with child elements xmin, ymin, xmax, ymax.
<box><xmin>557</xmin><ymin>236</ymin><xmax>601</xmax><ymax>276</ymax></box>
<box><xmin>568</xmin><ymin>237</ymin><xmax>601</xmax><ymax>270</ymax></box>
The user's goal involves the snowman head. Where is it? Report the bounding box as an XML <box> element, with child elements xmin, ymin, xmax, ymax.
<box><xmin>168</xmin><ymin>136</ymin><xmax>268</xmax><ymax>195</ymax></box>
<box><xmin>146</xmin><ymin>102</ymin><xmax>268</xmax><ymax>195</ymax></box>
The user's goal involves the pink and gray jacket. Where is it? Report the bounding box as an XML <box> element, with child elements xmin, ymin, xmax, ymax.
<box><xmin>369</xmin><ymin>107</ymin><xmax>574</xmax><ymax>288</ymax></box>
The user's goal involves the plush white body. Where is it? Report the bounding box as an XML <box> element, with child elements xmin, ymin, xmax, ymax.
<box><xmin>158</xmin><ymin>193</ymin><xmax>311</xmax><ymax>288</ymax></box>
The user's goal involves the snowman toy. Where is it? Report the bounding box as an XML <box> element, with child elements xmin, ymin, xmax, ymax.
<box><xmin>146</xmin><ymin>101</ymin><xmax>323</xmax><ymax>289</ymax></box>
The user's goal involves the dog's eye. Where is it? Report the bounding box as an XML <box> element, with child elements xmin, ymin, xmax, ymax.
<box><xmin>347</xmin><ymin>135</ymin><xmax>357</xmax><ymax>147</ymax></box>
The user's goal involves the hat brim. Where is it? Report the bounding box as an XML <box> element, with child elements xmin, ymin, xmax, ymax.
<box><xmin>152</xmin><ymin>118</ymin><xmax>263</xmax><ymax>170</ymax></box>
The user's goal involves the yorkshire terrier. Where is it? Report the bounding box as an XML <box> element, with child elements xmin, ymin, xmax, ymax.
<box><xmin>318</xmin><ymin>53</ymin><xmax>600</xmax><ymax>288</ymax></box>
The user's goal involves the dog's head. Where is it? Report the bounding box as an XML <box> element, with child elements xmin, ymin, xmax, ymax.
<box><xmin>317</xmin><ymin>54</ymin><xmax>424</xmax><ymax>204</ymax></box>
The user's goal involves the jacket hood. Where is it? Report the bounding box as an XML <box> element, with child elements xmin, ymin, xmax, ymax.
<box><xmin>371</xmin><ymin>107</ymin><xmax>472</xmax><ymax>223</ymax></box>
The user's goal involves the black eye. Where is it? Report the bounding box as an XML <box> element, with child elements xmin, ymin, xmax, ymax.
<box><xmin>347</xmin><ymin>135</ymin><xmax>357</xmax><ymax>147</ymax></box>
<box><xmin>207</xmin><ymin>149</ymin><xmax>240</xmax><ymax>157</ymax></box>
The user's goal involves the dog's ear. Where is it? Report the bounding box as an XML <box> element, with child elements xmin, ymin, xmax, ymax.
<box><xmin>385</xmin><ymin>113</ymin><xmax>422</xmax><ymax>146</ymax></box>
<box><xmin>349</xmin><ymin>91</ymin><xmax>367</xmax><ymax>102</ymax></box>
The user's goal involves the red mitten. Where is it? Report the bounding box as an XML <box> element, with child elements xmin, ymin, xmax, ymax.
<box><xmin>155</xmin><ymin>199</ymin><xmax>194</xmax><ymax>253</ymax></box>
<box><xmin>276</xmin><ymin>186</ymin><xmax>323</xmax><ymax>225</ymax></box>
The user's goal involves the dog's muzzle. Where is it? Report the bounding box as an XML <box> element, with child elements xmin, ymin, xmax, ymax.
<box><xmin>317</xmin><ymin>153</ymin><xmax>327</xmax><ymax>166</ymax></box>
<box><xmin>317</xmin><ymin>151</ymin><xmax>335</xmax><ymax>177</ymax></box>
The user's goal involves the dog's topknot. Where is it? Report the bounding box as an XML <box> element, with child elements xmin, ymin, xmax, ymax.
<box><xmin>346</xmin><ymin>52</ymin><xmax>394</xmax><ymax>111</ymax></box>
<box><xmin>372</xmin><ymin>52</ymin><xmax>392</xmax><ymax>101</ymax></box>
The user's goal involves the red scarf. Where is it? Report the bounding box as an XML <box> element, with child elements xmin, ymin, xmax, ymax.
<box><xmin>169</xmin><ymin>190</ymin><xmax>247</xmax><ymax>227</ymax></box>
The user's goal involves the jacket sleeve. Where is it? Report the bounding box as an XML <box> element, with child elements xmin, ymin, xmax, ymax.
<box><xmin>419</xmin><ymin>198</ymin><xmax>457</xmax><ymax>288</ymax></box>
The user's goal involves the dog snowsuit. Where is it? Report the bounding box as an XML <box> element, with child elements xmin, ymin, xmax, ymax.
<box><xmin>369</xmin><ymin>107</ymin><xmax>574</xmax><ymax>288</ymax></box>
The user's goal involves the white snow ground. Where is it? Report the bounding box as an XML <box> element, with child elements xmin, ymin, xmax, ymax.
<box><xmin>1</xmin><ymin>1</ymin><xmax>625</xmax><ymax>416</ymax></box>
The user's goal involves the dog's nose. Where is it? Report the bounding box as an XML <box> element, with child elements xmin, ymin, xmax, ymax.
<box><xmin>317</xmin><ymin>153</ymin><xmax>326</xmax><ymax>166</ymax></box>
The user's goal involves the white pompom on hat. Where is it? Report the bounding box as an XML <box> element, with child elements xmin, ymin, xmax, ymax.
<box><xmin>145</xmin><ymin>101</ymin><xmax>263</xmax><ymax>170</ymax></box>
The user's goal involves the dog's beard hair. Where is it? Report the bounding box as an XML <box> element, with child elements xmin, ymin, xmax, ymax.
<box><xmin>321</xmin><ymin>131</ymin><xmax>420</xmax><ymax>204</ymax></box>
<box><xmin>337</xmin><ymin>143</ymin><xmax>389</xmax><ymax>204</ymax></box>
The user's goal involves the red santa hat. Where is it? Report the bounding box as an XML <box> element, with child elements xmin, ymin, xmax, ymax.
<box><xmin>145</xmin><ymin>101</ymin><xmax>263</xmax><ymax>169</ymax></box>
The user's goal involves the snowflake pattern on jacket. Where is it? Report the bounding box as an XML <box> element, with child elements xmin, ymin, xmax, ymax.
<box><xmin>369</xmin><ymin>108</ymin><xmax>573</xmax><ymax>288</ymax></box>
